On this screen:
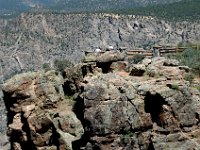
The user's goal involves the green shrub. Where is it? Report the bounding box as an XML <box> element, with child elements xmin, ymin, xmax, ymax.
<box><xmin>195</xmin><ymin>86</ymin><xmax>200</xmax><ymax>92</ymax></box>
<box><xmin>54</xmin><ymin>59</ymin><xmax>74</xmax><ymax>72</ymax></box>
<box><xmin>120</xmin><ymin>129</ymin><xmax>135</xmax><ymax>145</ymax></box>
<box><xmin>184</xmin><ymin>73</ymin><xmax>195</xmax><ymax>83</ymax></box>
<box><xmin>170</xmin><ymin>84</ymin><xmax>180</xmax><ymax>91</ymax></box>
<box><xmin>167</xmin><ymin>47</ymin><xmax>200</xmax><ymax>75</ymax></box>
<box><xmin>42</xmin><ymin>63</ymin><xmax>51</xmax><ymax>72</ymax></box>
<box><xmin>128</xmin><ymin>54</ymin><xmax>145</xmax><ymax>64</ymax></box>
<box><xmin>177</xmin><ymin>41</ymin><xmax>193</xmax><ymax>48</ymax></box>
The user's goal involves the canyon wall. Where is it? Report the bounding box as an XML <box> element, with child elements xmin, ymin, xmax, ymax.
<box><xmin>0</xmin><ymin>13</ymin><xmax>200</xmax><ymax>148</ymax></box>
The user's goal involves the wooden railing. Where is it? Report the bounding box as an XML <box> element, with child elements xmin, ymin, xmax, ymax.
<box><xmin>84</xmin><ymin>46</ymin><xmax>190</xmax><ymax>58</ymax></box>
<box><xmin>159</xmin><ymin>47</ymin><xmax>185</xmax><ymax>53</ymax></box>
<box><xmin>126</xmin><ymin>50</ymin><xmax>153</xmax><ymax>57</ymax></box>
<box><xmin>126</xmin><ymin>47</ymin><xmax>188</xmax><ymax>58</ymax></box>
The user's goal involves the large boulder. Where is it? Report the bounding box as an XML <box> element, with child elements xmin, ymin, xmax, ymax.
<box><xmin>96</xmin><ymin>51</ymin><xmax>125</xmax><ymax>63</ymax></box>
<box><xmin>164</xmin><ymin>58</ymin><xmax>180</xmax><ymax>66</ymax></box>
<box><xmin>130</xmin><ymin>64</ymin><xmax>146</xmax><ymax>76</ymax></box>
<box><xmin>141</xmin><ymin>58</ymin><xmax>152</xmax><ymax>66</ymax></box>
<box><xmin>145</xmin><ymin>57</ymin><xmax>188</xmax><ymax>80</ymax></box>
<box><xmin>110</xmin><ymin>61</ymin><xmax>128</xmax><ymax>71</ymax></box>
<box><xmin>83</xmin><ymin>54</ymin><xmax>97</xmax><ymax>63</ymax></box>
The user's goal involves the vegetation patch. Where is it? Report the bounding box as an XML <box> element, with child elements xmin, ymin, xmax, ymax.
<box><xmin>167</xmin><ymin>43</ymin><xmax>200</xmax><ymax>76</ymax></box>
<box><xmin>128</xmin><ymin>54</ymin><xmax>145</xmax><ymax>64</ymax></box>
<box><xmin>120</xmin><ymin>129</ymin><xmax>135</xmax><ymax>145</ymax></box>
<box><xmin>116</xmin><ymin>0</ymin><xmax>200</xmax><ymax>21</ymax></box>
<box><xmin>195</xmin><ymin>86</ymin><xmax>200</xmax><ymax>92</ymax></box>
<box><xmin>42</xmin><ymin>63</ymin><xmax>51</xmax><ymax>72</ymax></box>
<box><xmin>167</xmin><ymin>83</ymin><xmax>180</xmax><ymax>91</ymax></box>
<box><xmin>54</xmin><ymin>59</ymin><xmax>74</xmax><ymax>72</ymax></box>
<box><xmin>184</xmin><ymin>73</ymin><xmax>195</xmax><ymax>83</ymax></box>
<box><xmin>170</xmin><ymin>84</ymin><xmax>180</xmax><ymax>91</ymax></box>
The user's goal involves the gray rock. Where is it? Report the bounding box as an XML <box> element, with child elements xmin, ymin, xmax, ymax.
<box><xmin>164</xmin><ymin>59</ymin><xmax>180</xmax><ymax>66</ymax></box>
<box><xmin>83</xmin><ymin>54</ymin><xmax>97</xmax><ymax>63</ymax></box>
<box><xmin>83</xmin><ymin>74</ymin><xmax>153</xmax><ymax>135</ymax></box>
<box><xmin>151</xmin><ymin>57</ymin><xmax>166</xmax><ymax>66</ymax></box>
<box><xmin>110</xmin><ymin>61</ymin><xmax>128</xmax><ymax>71</ymax></box>
<box><xmin>146</xmin><ymin>65</ymin><xmax>159</xmax><ymax>77</ymax></box>
<box><xmin>130</xmin><ymin>64</ymin><xmax>146</xmax><ymax>76</ymax></box>
<box><xmin>141</xmin><ymin>58</ymin><xmax>152</xmax><ymax>66</ymax></box>
<box><xmin>0</xmin><ymin>134</ymin><xmax>10</xmax><ymax>150</ymax></box>
<box><xmin>80</xmin><ymin>60</ymin><xmax>200</xmax><ymax>149</ymax></box>
<box><xmin>96</xmin><ymin>51</ymin><xmax>125</xmax><ymax>63</ymax></box>
<box><xmin>152</xmin><ymin>132</ymin><xmax>200</xmax><ymax>150</ymax></box>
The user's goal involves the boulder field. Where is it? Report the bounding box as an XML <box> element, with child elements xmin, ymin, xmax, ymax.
<box><xmin>2</xmin><ymin>51</ymin><xmax>200</xmax><ymax>150</ymax></box>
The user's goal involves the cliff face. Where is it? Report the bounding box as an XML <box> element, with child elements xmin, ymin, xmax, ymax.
<box><xmin>0</xmin><ymin>13</ymin><xmax>200</xmax><ymax>82</ymax></box>
<box><xmin>2</xmin><ymin>51</ymin><xmax>200</xmax><ymax>150</ymax></box>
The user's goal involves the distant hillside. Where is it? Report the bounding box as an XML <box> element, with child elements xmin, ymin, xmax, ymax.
<box><xmin>44</xmin><ymin>0</ymin><xmax>182</xmax><ymax>13</ymax></box>
<box><xmin>0</xmin><ymin>0</ymin><xmax>28</xmax><ymax>18</ymax></box>
<box><xmin>0</xmin><ymin>0</ymin><xmax>182</xmax><ymax>18</ymax></box>
<box><xmin>118</xmin><ymin>0</ymin><xmax>200</xmax><ymax>21</ymax></box>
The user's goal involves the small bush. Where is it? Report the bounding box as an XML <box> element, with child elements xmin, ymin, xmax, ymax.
<box><xmin>184</xmin><ymin>73</ymin><xmax>195</xmax><ymax>83</ymax></box>
<box><xmin>177</xmin><ymin>41</ymin><xmax>193</xmax><ymax>48</ymax></box>
<box><xmin>170</xmin><ymin>84</ymin><xmax>179</xmax><ymax>91</ymax></box>
<box><xmin>42</xmin><ymin>63</ymin><xmax>51</xmax><ymax>72</ymax></box>
<box><xmin>167</xmin><ymin>46</ymin><xmax>200</xmax><ymax>75</ymax></box>
<box><xmin>195</xmin><ymin>86</ymin><xmax>200</xmax><ymax>92</ymax></box>
<box><xmin>54</xmin><ymin>59</ymin><xmax>74</xmax><ymax>72</ymax></box>
<box><xmin>128</xmin><ymin>54</ymin><xmax>145</xmax><ymax>64</ymax></box>
<box><xmin>120</xmin><ymin>129</ymin><xmax>135</xmax><ymax>145</ymax></box>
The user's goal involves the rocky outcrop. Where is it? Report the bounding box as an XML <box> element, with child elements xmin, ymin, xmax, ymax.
<box><xmin>2</xmin><ymin>51</ymin><xmax>200</xmax><ymax>149</ymax></box>
<box><xmin>130</xmin><ymin>64</ymin><xmax>146</xmax><ymax>76</ymax></box>
<box><xmin>79</xmin><ymin>56</ymin><xmax>200</xmax><ymax>150</ymax></box>
<box><xmin>2</xmin><ymin>71</ymin><xmax>84</xmax><ymax>150</ymax></box>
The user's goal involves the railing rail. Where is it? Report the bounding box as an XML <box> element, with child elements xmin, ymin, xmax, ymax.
<box><xmin>84</xmin><ymin>46</ymin><xmax>193</xmax><ymax>58</ymax></box>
